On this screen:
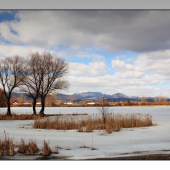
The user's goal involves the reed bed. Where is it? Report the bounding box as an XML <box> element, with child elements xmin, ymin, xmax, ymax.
<box><xmin>18</xmin><ymin>138</ymin><xmax>39</xmax><ymax>154</ymax></box>
<box><xmin>0</xmin><ymin>113</ymin><xmax>43</xmax><ymax>120</ymax></box>
<box><xmin>0</xmin><ymin>132</ymin><xmax>60</xmax><ymax>157</ymax></box>
<box><xmin>33</xmin><ymin>113</ymin><xmax>152</xmax><ymax>133</ymax></box>
<box><xmin>0</xmin><ymin>131</ymin><xmax>15</xmax><ymax>156</ymax></box>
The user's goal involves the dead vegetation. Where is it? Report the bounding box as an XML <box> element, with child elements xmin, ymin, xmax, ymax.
<box><xmin>33</xmin><ymin>113</ymin><xmax>152</xmax><ymax>133</ymax></box>
<box><xmin>0</xmin><ymin>131</ymin><xmax>15</xmax><ymax>156</ymax></box>
<box><xmin>0</xmin><ymin>133</ymin><xmax>60</xmax><ymax>157</ymax></box>
<box><xmin>54</xmin><ymin>145</ymin><xmax>59</xmax><ymax>154</ymax></box>
<box><xmin>0</xmin><ymin>113</ymin><xmax>43</xmax><ymax>120</ymax></box>
<box><xmin>42</xmin><ymin>140</ymin><xmax>51</xmax><ymax>156</ymax></box>
<box><xmin>80</xmin><ymin>145</ymin><xmax>90</xmax><ymax>148</ymax></box>
<box><xmin>18</xmin><ymin>138</ymin><xmax>39</xmax><ymax>154</ymax></box>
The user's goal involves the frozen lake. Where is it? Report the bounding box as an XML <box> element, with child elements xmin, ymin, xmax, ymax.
<box><xmin>0</xmin><ymin>106</ymin><xmax>170</xmax><ymax>160</ymax></box>
<box><xmin>0</xmin><ymin>106</ymin><xmax>170</xmax><ymax>121</ymax></box>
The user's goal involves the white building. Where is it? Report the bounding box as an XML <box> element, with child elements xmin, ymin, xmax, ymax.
<box><xmin>87</xmin><ymin>102</ymin><xmax>95</xmax><ymax>105</ymax></box>
<box><xmin>64</xmin><ymin>102</ymin><xmax>73</xmax><ymax>105</ymax></box>
<box><xmin>13</xmin><ymin>102</ymin><xmax>18</xmax><ymax>105</ymax></box>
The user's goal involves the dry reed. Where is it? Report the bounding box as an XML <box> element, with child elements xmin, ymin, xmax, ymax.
<box><xmin>18</xmin><ymin>138</ymin><xmax>39</xmax><ymax>154</ymax></box>
<box><xmin>8</xmin><ymin>141</ymin><xmax>14</xmax><ymax>156</ymax></box>
<box><xmin>33</xmin><ymin>113</ymin><xmax>152</xmax><ymax>133</ymax></box>
<box><xmin>0</xmin><ymin>113</ymin><xmax>43</xmax><ymax>120</ymax></box>
<box><xmin>0</xmin><ymin>131</ymin><xmax>15</xmax><ymax>156</ymax></box>
<box><xmin>54</xmin><ymin>145</ymin><xmax>59</xmax><ymax>154</ymax></box>
<box><xmin>42</xmin><ymin>140</ymin><xmax>51</xmax><ymax>156</ymax></box>
<box><xmin>0</xmin><ymin>133</ymin><xmax>61</xmax><ymax>157</ymax></box>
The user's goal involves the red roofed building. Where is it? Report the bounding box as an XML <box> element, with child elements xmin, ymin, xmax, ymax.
<box><xmin>10</xmin><ymin>100</ymin><xmax>19</xmax><ymax>105</ymax></box>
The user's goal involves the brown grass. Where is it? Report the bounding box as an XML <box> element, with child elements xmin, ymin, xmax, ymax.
<box><xmin>90</xmin><ymin>147</ymin><xmax>97</xmax><ymax>150</ymax></box>
<box><xmin>54</xmin><ymin>145</ymin><xmax>59</xmax><ymax>154</ymax></box>
<box><xmin>0</xmin><ymin>133</ymin><xmax>61</xmax><ymax>157</ymax></box>
<box><xmin>8</xmin><ymin>140</ymin><xmax>14</xmax><ymax>156</ymax></box>
<box><xmin>0</xmin><ymin>113</ymin><xmax>43</xmax><ymax>120</ymax></box>
<box><xmin>42</xmin><ymin>140</ymin><xmax>51</xmax><ymax>156</ymax></box>
<box><xmin>18</xmin><ymin>138</ymin><xmax>39</xmax><ymax>154</ymax></box>
<box><xmin>0</xmin><ymin>131</ymin><xmax>15</xmax><ymax>156</ymax></box>
<box><xmin>33</xmin><ymin>113</ymin><xmax>152</xmax><ymax>133</ymax></box>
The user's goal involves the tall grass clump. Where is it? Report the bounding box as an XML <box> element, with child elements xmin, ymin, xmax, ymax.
<box><xmin>33</xmin><ymin>113</ymin><xmax>152</xmax><ymax>133</ymax></box>
<box><xmin>0</xmin><ymin>131</ymin><xmax>15</xmax><ymax>156</ymax></box>
<box><xmin>42</xmin><ymin>140</ymin><xmax>51</xmax><ymax>156</ymax></box>
<box><xmin>0</xmin><ymin>132</ymin><xmax>61</xmax><ymax>157</ymax></box>
<box><xmin>18</xmin><ymin>138</ymin><xmax>39</xmax><ymax>154</ymax></box>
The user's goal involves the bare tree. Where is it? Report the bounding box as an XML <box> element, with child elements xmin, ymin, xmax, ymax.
<box><xmin>18</xmin><ymin>94</ymin><xmax>25</xmax><ymax>104</ymax></box>
<box><xmin>38</xmin><ymin>52</ymin><xmax>69</xmax><ymax>115</ymax></box>
<box><xmin>97</xmin><ymin>95</ymin><xmax>109</xmax><ymax>129</ymax></box>
<box><xmin>163</xmin><ymin>96</ymin><xmax>168</xmax><ymax>104</ymax></box>
<box><xmin>159</xmin><ymin>95</ymin><xmax>163</xmax><ymax>104</ymax></box>
<box><xmin>46</xmin><ymin>94</ymin><xmax>56</xmax><ymax>106</ymax></box>
<box><xmin>154</xmin><ymin>97</ymin><xmax>158</xmax><ymax>104</ymax></box>
<box><xmin>141</xmin><ymin>96</ymin><xmax>146</xmax><ymax>104</ymax></box>
<box><xmin>0</xmin><ymin>56</ymin><xmax>26</xmax><ymax>115</ymax></box>
<box><xmin>20</xmin><ymin>52</ymin><xmax>42</xmax><ymax>114</ymax></box>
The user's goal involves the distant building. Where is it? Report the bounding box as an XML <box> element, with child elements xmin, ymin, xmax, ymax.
<box><xmin>13</xmin><ymin>101</ymin><xmax>19</xmax><ymax>105</ymax></box>
<box><xmin>64</xmin><ymin>102</ymin><xmax>73</xmax><ymax>105</ymax></box>
<box><xmin>10</xmin><ymin>100</ymin><xmax>19</xmax><ymax>105</ymax></box>
<box><xmin>84</xmin><ymin>100</ymin><xmax>92</xmax><ymax>104</ymax></box>
<box><xmin>87</xmin><ymin>102</ymin><xmax>95</xmax><ymax>105</ymax></box>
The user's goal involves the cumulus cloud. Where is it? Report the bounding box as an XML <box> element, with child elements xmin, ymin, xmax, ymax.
<box><xmin>0</xmin><ymin>22</ymin><xmax>19</xmax><ymax>43</ymax></box>
<box><xmin>116</xmin><ymin>86</ymin><xmax>156</xmax><ymax>97</ymax></box>
<box><xmin>126</xmin><ymin>58</ymin><xmax>133</xmax><ymax>62</ymax></box>
<box><xmin>0</xmin><ymin>44</ymin><xmax>53</xmax><ymax>57</ymax></box>
<box><xmin>135</xmin><ymin>50</ymin><xmax>170</xmax><ymax>76</ymax></box>
<box><xmin>66</xmin><ymin>75</ymin><xmax>165</xmax><ymax>97</ymax></box>
<box><xmin>112</xmin><ymin>50</ymin><xmax>170</xmax><ymax>79</ymax></box>
<box><xmin>111</xmin><ymin>59</ymin><xmax>135</xmax><ymax>72</ymax></box>
<box><xmin>68</xmin><ymin>61</ymin><xmax>109</xmax><ymax>77</ymax></box>
<box><xmin>115</xmin><ymin>71</ymin><xmax>144</xmax><ymax>79</ymax></box>
<box><xmin>1</xmin><ymin>10</ymin><xmax>170</xmax><ymax>52</ymax></box>
<box><xmin>0</xmin><ymin>43</ymin><xmax>106</xmax><ymax>64</ymax></box>
<box><xmin>109</xmin><ymin>50</ymin><xmax>170</xmax><ymax>97</ymax></box>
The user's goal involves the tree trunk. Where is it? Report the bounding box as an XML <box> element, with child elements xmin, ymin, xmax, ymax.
<box><xmin>7</xmin><ymin>98</ymin><xmax>11</xmax><ymax>116</ymax></box>
<box><xmin>32</xmin><ymin>98</ymin><xmax>37</xmax><ymax>114</ymax></box>
<box><xmin>40</xmin><ymin>97</ymin><xmax>45</xmax><ymax>115</ymax></box>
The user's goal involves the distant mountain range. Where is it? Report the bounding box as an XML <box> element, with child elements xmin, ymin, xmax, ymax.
<box><xmin>73</xmin><ymin>92</ymin><xmax>130</xmax><ymax>100</ymax></box>
<box><xmin>11</xmin><ymin>91</ymin><xmax>170</xmax><ymax>103</ymax></box>
<box><xmin>71</xmin><ymin>92</ymin><xmax>136</xmax><ymax>102</ymax></box>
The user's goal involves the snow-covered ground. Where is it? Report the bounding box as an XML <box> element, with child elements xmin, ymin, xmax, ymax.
<box><xmin>0</xmin><ymin>106</ymin><xmax>170</xmax><ymax>160</ymax></box>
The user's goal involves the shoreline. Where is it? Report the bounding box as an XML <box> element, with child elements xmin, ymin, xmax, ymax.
<box><xmin>6</xmin><ymin>105</ymin><xmax>170</xmax><ymax>108</ymax></box>
<box><xmin>1</xmin><ymin>153</ymin><xmax>170</xmax><ymax>160</ymax></box>
<box><xmin>86</xmin><ymin>153</ymin><xmax>170</xmax><ymax>160</ymax></box>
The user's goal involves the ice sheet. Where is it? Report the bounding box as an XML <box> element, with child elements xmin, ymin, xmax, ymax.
<box><xmin>0</xmin><ymin>118</ymin><xmax>170</xmax><ymax>159</ymax></box>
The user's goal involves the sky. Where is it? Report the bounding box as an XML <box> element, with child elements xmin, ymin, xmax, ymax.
<box><xmin>1</xmin><ymin>10</ymin><xmax>170</xmax><ymax>97</ymax></box>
